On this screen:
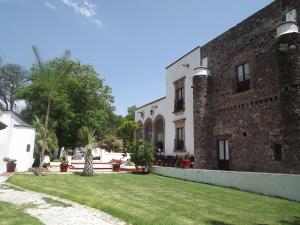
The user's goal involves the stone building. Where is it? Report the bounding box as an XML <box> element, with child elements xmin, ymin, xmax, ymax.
<box><xmin>136</xmin><ymin>0</ymin><xmax>300</xmax><ymax>174</ymax></box>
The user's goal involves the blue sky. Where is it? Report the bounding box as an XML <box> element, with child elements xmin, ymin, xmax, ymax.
<box><xmin>0</xmin><ymin>0</ymin><xmax>273</xmax><ymax>116</ymax></box>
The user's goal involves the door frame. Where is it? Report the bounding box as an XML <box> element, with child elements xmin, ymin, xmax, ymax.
<box><xmin>218</xmin><ymin>139</ymin><xmax>230</xmax><ymax>170</ymax></box>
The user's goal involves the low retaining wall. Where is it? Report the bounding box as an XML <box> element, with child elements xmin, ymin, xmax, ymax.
<box><xmin>152</xmin><ymin>166</ymin><xmax>300</xmax><ymax>202</ymax></box>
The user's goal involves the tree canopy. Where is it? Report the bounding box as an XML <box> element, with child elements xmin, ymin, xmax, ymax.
<box><xmin>0</xmin><ymin>63</ymin><xmax>28</xmax><ymax>111</ymax></box>
<box><xmin>20</xmin><ymin>58</ymin><xmax>118</xmax><ymax>149</ymax></box>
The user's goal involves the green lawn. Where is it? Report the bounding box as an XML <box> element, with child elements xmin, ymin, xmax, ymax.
<box><xmin>0</xmin><ymin>201</ymin><xmax>42</xmax><ymax>225</ymax></box>
<box><xmin>8</xmin><ymin>174</ymin><xmax>300</xmax><ymax>225</ymax></box>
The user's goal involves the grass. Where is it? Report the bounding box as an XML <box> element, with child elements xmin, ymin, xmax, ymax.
<box><xmin>0</xmin><ymin>201</ymin><xmax>42</xmax><ymax>225</ymax></box>
<box><xmin>8</xmin><ymin>173</ymin><xmax>300</xmax><ymax>225</ymax></box>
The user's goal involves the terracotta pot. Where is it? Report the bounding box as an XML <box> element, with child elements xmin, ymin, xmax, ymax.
<box><xmin>113</xmin><ymin>164</ymin><xmax>121</xmax><ymax>172</ymax></box>
<box><xmin>182</xmin><ymin>160</ymin><xmax>190</xmax><ymax>169</ymax></box>
<box><xmin>60</xmin><ymin>163</ymin><xmax>69</xmax><ymax>172</ymax></box>
<box><xmin>6</xmin><ymin>162</ymin><xmax>16</xmax><ymax>172</ymax></box>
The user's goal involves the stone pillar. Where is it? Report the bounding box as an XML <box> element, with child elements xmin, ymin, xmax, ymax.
<box><xmin>276</xmin><ymin>32</ymin><xmax>300</xmax><ymax>173</ymax></box>
<box><xmin>193</xmin><ymin>67</ymin><xmax>212</xmax><ymax>169</ymax></box>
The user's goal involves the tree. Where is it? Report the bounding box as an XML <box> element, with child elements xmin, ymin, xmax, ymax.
<box><xmin>99</xmin><ymin>134</ymin><xmax>123</xmax><ymax>152</ymax></box>
<box><xmin>125</xmin><ymin>105</ymin><xmax>137</xmax><ymax>121</ymax></box>
<box><xmin>33</xmin><ymin>116</ymin><xmax>58</xmax><ymax>170</ymax></box>
<box><xmin>117</xmin><ymin>120</ymin><xmax>139</xmax><ymax>149</ymax></box>
<box><xmin>20</xmin><ymin>58</ymin><xmax>116</xmax><ymax>149</ymax></box>
<box><xmin>0</xmin><ymin>64</ymin><xmax>27</xmax><ymax>111</ymax></box>
<box><xmin>78</xmin><ymin>126</ymin><xmax>98</xmax><ymax>176</ymax></box>
<box><xmin>30</xmin><ymin>46</ymin><xmax>71</xmax><ymax>175</ymax></box>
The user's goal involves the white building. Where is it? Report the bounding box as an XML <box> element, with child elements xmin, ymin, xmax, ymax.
<box><xmin>135</xmin><ymin>47</ymin><xmax>203</xmax><ymax>156</ymax></box>
<box><xmin>0</xmin><ymin>109</ymin><xmax>35</xmax><ymax>173</ymax></box>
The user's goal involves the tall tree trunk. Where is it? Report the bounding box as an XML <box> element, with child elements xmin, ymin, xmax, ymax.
<box><xmin>9</xmin><ymin>100</ymin><xmax>14</xmax><ymax>111</ymax></box>
<box><xmin>1</xmin><ymin>97</ymin><xmax>8</xmax><ymax>110</ymax></box>
<box><xmin>37</xmin><ymin>92</ymin><xmax>51</xmax><ymax>176</ymax></box>
<box><xmin>83</xmin><ymin>150</ymin><xmax>94</xmax><ymax>176</ymax></box>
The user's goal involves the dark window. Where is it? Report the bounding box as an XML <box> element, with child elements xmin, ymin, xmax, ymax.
<box><xmin>274</xmin><ymin>144</ymin><xmax>283</xmax><ymax>161</ymax></box>
<box><xmin>174</xmin><ymin>87</ymin><xmax>185</xmax><ymax>112</ymax></box>
<box><xmin>175</xmin><ymin>127</ymin><xmax>184</xmax><ymax>151</ymax></box>
<box><xmin>26</xmin><ymin>144</ymin><xmax>31</xmax><ymax>152</ymax></box>
<box><xmin>236</xmin><ymin>63</ymin><xmax>250</xmax><ymax>92</ymax></box>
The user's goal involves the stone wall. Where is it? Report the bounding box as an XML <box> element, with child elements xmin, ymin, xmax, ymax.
<box><xmin>193</xmin><ymin>0</ymin><xmax>300</xmax><ymax>173</ymax></box>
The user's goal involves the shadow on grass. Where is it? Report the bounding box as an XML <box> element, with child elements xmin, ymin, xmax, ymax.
<box><xmin>206</xmin><ymin>220</ymin><xmax>233</xmax><ymax>225</ymax></box>
<box><xmin>279</xmin><ymin>216</ymin><xmax>300</xmax><ymax>225</ymax></box>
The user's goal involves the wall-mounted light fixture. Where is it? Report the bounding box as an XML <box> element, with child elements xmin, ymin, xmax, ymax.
<box><xmin>150</xmin><ymin>106</ymin><xmax>158</xmax><ymax>117</ymax></box>
<box><xmin>138</xmin><ymin>111</ymin><xmax>144</xmax><ymax>119</ymax></box>
<box><xmin>150</xmin><ymin>109</ymin><xmax>154</xmax><ymax>116</ymax></box>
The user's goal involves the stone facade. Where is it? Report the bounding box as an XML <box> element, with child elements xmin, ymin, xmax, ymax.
<box><xmin>193</xmin><ymin>0</ymin><xmax>300</xmax><ymax>173</ymax></box>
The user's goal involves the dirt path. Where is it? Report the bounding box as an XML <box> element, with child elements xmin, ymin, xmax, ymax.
<box><xmin>0</xmin><ymin>176</ymin><xmax>126</xmax><ymax>225</ymax></box>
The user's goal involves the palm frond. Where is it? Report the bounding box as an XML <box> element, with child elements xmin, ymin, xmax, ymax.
<box><xmin>32</xmin><ymin>46</ymin><xmax>44</xmax><ymax>70</ymax></box>
<box><xmin>78</xmin><ymin>126</ymin><xmax>98</xmax><ymax>153</ymax></box>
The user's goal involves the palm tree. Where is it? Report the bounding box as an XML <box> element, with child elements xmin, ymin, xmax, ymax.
<box><xmin>78</xmin><ymin>126</ymin><xmax>98</xmax><ymax>176</ymax></box>
<box><xmin>32</xmin><ymin>46</ymin><xmax>71</xmax><ymax>175</ymax></box>
<box><xmin>33</xmin><ymin>116</ymin><xmax>58</xmax><ymax>174</ymax></box>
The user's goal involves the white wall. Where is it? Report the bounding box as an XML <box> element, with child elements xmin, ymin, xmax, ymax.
<box><xmin>135</xmin><ymin>97</ymin><xmax>167</xmax><ymax>123</ymax></box>
<box><xmin>0</xmin><ymin>110</ymin><xmax>35</xmax><ymax>173</ymax></box>
<box><xmin>165</xmin><ymin>47</ymin><xmax>201</xmax><ymax>156</ymax></box>
<box><xmin>135</xmin><ymin>97</ymin><xmax>167</xmax><ymax>147</ymax></box>
<box><xmin>135</xmin><ymin>47</ymin><xmax>201</xmax><ymax>156</ymax></box>
<box><xmin>152</xmin><ymin>166</ymin><xmax>300</xmax><ymax>202</ymax></box>
<box><xmin>9</xmin><ymin>126</ymin><xmax>35</xmax><ymax>172</ymax></box>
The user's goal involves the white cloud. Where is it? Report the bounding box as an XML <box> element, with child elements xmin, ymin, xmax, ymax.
<box><xmin>90</xmin><ymin>18</ymin><xmax>102</xmax><ymax>27</ymax></box>
<box><xmin>45</xmin><ymin>1</ymin><xmax>56</xmax><ymax>10</ymax></box>
<box><xmin>61</xmin><ymin>0</ymin><xmax>102</xmax><ymax>27</ymax></box>
<box><xmin>62</xmin><ymin>0</ymin><xmax>95</xmax><ymax>18</ymax></box>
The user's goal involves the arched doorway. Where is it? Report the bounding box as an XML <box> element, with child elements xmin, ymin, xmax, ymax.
<box><xmin>144</xmin><ymin>118</ymin><xmax>153</xmax><ymax>143</ymax></box>
<box><xmin>154</xmin><ymin>115</ymin><xmax>165</xmax><ymax>153</ymax></box>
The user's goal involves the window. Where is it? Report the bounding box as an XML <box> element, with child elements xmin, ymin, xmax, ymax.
<box><xmin>26</xmin><ymin>144</ymin><xmax>31</xmax><ymax>152</ymax></box>
<box><xmin>274</xmin><ymin>144</ymin><xmax>283</xmax><ymax>161</ymax></box>
<box><xmin>175</xmin><ymin>127</ymin><xmax>185</xmax><ymax>151</ymax></box>
<box><xmin>236</xmin><ymin>63</ymin><xmax>250</xmax><ymax>92</ymax></box>
<box><xmin>174</xmin><ymin>78</ymin><xmax>185</xmax><ymax>112</ymax></box>
<box><xmin>176</xmin><ymin>87</ymin><xmax>184</xmax><ymax>101</ymax></box>
<box><xmin>218</xmin><ymin>140</ymin><xmax>229</xmax><ymax>160</ymax></box>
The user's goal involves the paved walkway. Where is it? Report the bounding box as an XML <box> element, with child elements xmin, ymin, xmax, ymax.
<box><xmin>0</xmin><ymin>176</ymin><xmax>126</xmax><ymax>225</ymax></box>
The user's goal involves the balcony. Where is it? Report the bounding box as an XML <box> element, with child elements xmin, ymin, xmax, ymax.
<box><xmin>277</xmin><ymin>21</ymin><xmax>299</xmax><ymax>37</ymax></box>
<box><xmin>174</xmin><ymin>99</ymin><xmax>185</xmax><ymax>112</ymax></box>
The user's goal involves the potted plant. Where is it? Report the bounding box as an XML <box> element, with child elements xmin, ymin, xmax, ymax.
<box><xmin>112</xmin><ymin>159</ymin><xmax>121</xmax><ymax>172</ymax></box>
<box><xmin>182</xmin><ymin>153</ymin><xmax>191</xmax><ymax>169</ymax></box>
<box><xmin>60</xmin><ymin>156</ymin><xmax>69</xmax><ymax>172</ymax></box>
<box><xmin>3</xmin><ymin>158</ymin><xmax>17</xmax><ymax>172</ymax></box>
<box><xmin>175</xmin><ymin>155</ymin><xmax>183</xmax><ymax>168</ymax></box>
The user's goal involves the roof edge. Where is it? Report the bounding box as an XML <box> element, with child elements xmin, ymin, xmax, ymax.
<box><xmin>165</xmin><ymin>46</ymin><xmax>200</xmax><ymax>69</ymax></box>
<box><xmin>2</xmin><ymin>110</ymin><xmax>32</xmax><ymax>127</ymax></box>
<box><xmin>136</xmin><ymin>97</ymin><xmax>166</xmax><ymax>110</ymax></box>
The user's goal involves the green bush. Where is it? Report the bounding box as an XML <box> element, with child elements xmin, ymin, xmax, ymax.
<box><xmin>130</xmin><ymin>141</ymin><xmax>153</xmax><ymax>171</ymax></box>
